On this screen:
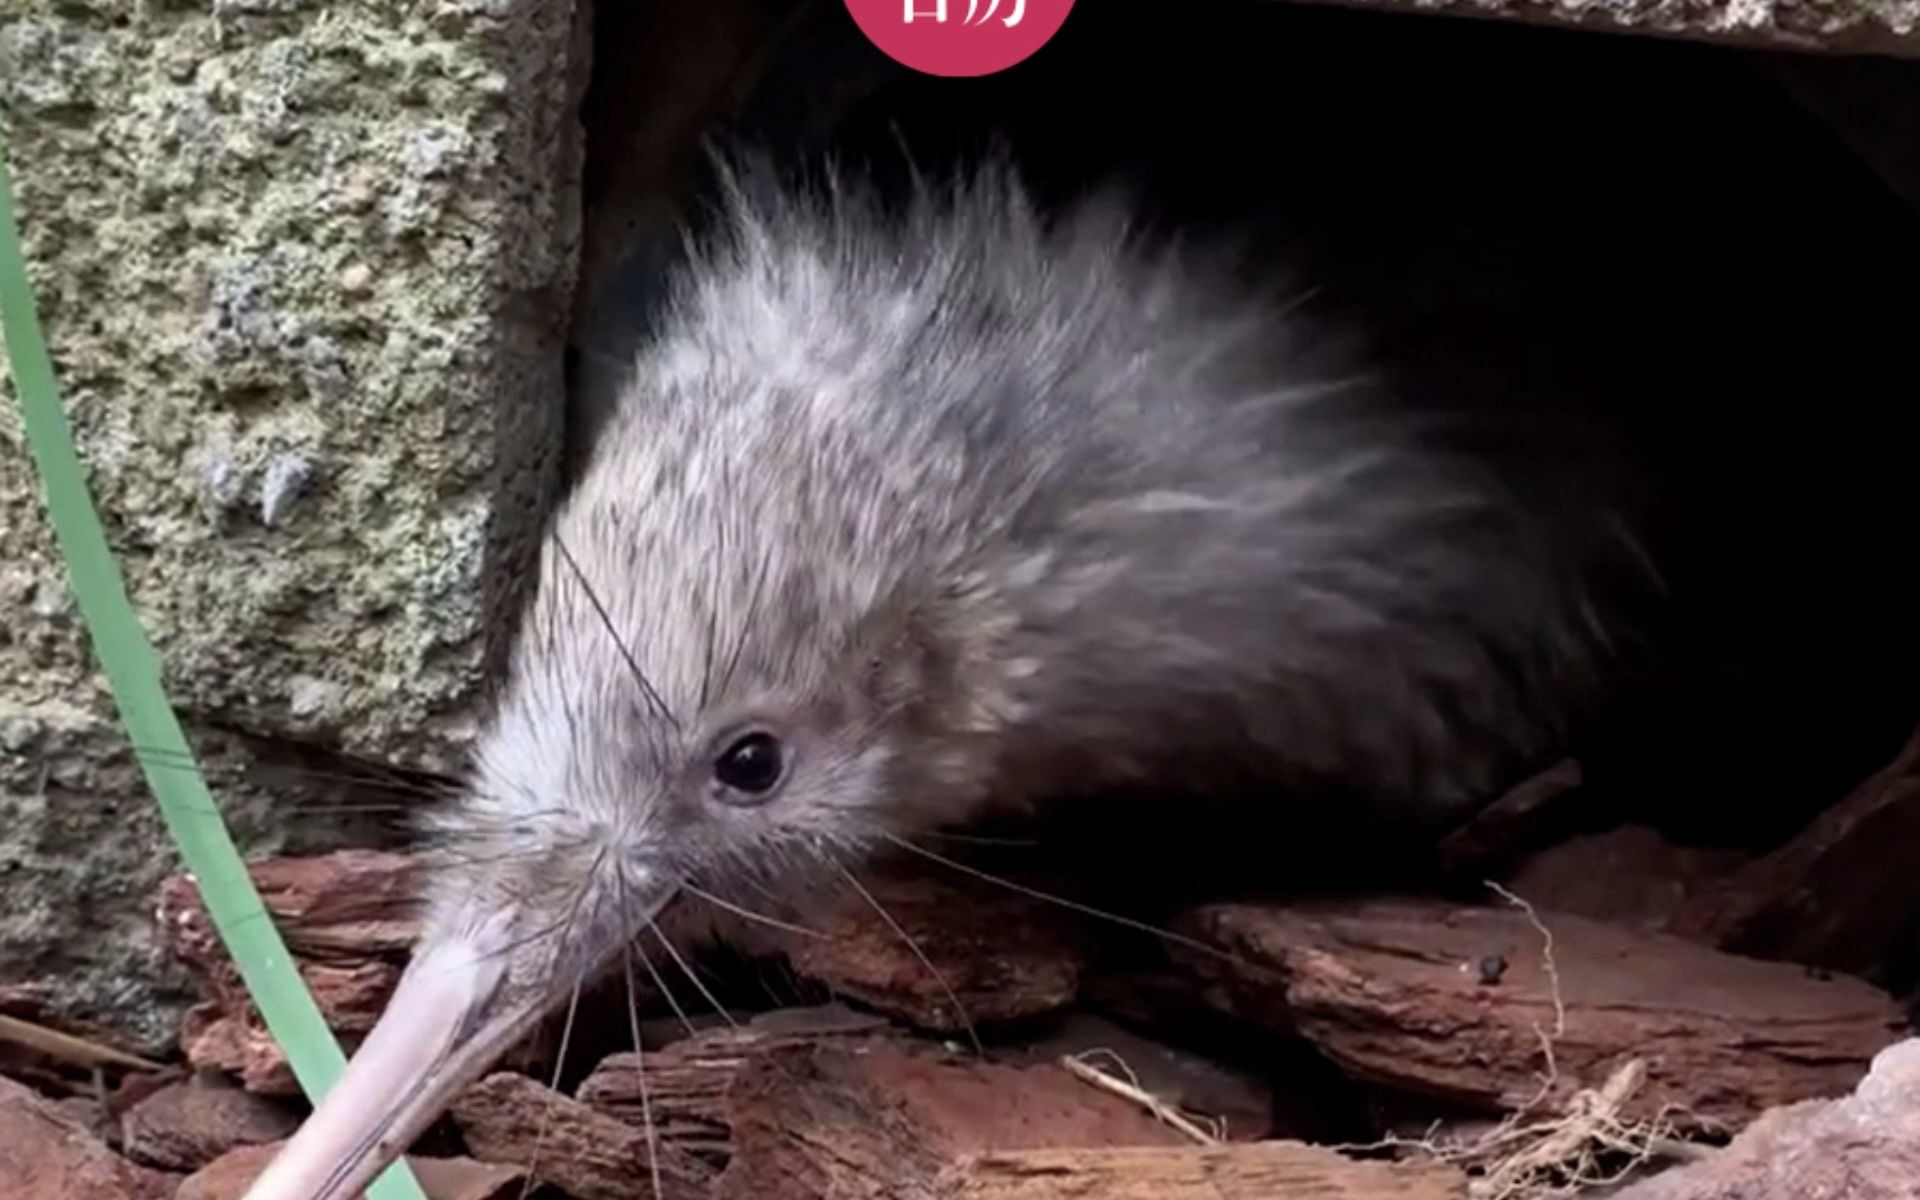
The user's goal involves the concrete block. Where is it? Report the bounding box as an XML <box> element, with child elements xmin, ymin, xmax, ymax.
<box><xmin>0</xmin><ymin>0</ymin><xmax>584</xmax><ymax>1046</ymax></box>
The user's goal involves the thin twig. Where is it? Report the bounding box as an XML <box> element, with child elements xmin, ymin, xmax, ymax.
<box><xmin>1061</xmin><ymin>1050</ymin><xmax>1222</xmax><ymax>1146</ymax></box>
<box><xmin>0</xmin><ymin>1014</ymin><xmax>163</xmax><ymax>1072</ymax></box>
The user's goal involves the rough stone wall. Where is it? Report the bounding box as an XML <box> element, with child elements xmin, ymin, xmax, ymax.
<box><xmin>0</xmin><ymin>0</ymin><xmax>584</xmax><ymax>1048</ymax></box>
<box><xmin>1298</xmin><ymin>0</ymin><xmax>1919</xmax><ymax>56</ymax></box>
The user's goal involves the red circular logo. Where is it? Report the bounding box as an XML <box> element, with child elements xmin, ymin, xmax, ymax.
<box><xmin>842</xmin><ymin>0</ymin><xmax>1076</xmax><ymax>78</ymax></box>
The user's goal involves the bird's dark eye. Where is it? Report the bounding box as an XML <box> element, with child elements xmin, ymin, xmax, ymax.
<box><xmin>713</xmin><ymin>731</ymin><xmax>785</xmax><ymax>797</ymax></box>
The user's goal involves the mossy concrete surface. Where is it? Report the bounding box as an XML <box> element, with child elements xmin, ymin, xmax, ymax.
<box><xmin>0</xmin><ymin>0</ymin><xmax>584</xmax><ymax>1048</ymax></box>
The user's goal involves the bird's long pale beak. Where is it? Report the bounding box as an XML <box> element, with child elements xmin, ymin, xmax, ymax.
<box><xmin>241</xmin><ymin>913</ymin><xmax>561</xmax><ymax>1200</ymax></box>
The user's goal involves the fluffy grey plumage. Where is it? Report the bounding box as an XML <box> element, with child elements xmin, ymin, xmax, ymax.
<box><xmin>423</xmin><ymin>160</ymin><xmax>1623</xmax><ymax>993</ymax></box>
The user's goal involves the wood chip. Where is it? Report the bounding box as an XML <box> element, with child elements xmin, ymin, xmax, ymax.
<box><xmin>943</xmin><ymin>1142</ymin><xmax>1468</xmax><ymax>1200</ymax></box>
<box><xmin>0</xmin><ymin>1073</ymin><xmax>174</xmax><ymax>1200</ymax></box>
<box><xmin>176</xmin><ymin>1141</ymin><xmax>528</xmax><ymax>1200</ymax></box>
<box><xmin>1173</xmin><ymin>897</ymin><xmax>1907</xmax><ymax>1131</ymax></box>
<box><xmin>774</xmin><ymin>866</ymin><xmax>1095</xmax><ymax>1034</ymax></box>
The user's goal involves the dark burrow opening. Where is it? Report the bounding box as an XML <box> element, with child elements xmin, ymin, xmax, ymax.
<box><xmin>569</xmin><ymin>0</ymin><xmax>1920</xmax><ymax>902</ymax></box>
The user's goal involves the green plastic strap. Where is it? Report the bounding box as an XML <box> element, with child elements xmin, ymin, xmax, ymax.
<box><xmin>0</xmin><ymin>130</ymin><xmax>425</xmax><ymax>1200</ymax></box>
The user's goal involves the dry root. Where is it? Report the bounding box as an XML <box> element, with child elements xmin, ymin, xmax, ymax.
<box><xmin>1422</xmin><ymin>1056</ymin><xmax>1709</xmax><ymax>1200</ymax></box>
<box><xmin>1342</xmin><ymin>885</ymin><xmax>1716</xmax><ymax>1199</ymax></box>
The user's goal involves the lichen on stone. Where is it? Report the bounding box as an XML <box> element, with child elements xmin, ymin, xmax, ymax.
<box><xmin>0</xmin><ymin>0</ymin><xmax>582</xmax><ymax>1043</ymax></box>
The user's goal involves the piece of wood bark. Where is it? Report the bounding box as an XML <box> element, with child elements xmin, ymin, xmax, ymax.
<box><xmin>808</xmin><ymin>1042</ymin><xmax>1191</xmax><ymax>1153</ymax></box>
<box><xmin>586</xmin><ymin>1006</ymin><xmax>1423</xmax><ymax>1200</ymax></box>
<box><xmin>1436</xmin><ymin>758</ymin><xmax>1585</xmax><ymax>880</ymax></box>
<box><xmin>584</xmin><ymin>1010</ymin><xmax>1190</xmax><ymax>1197</ymax></box>
<box><xmin>940</xmin><ymin>1142</ymin><xmax>1469</xmax><ymax>1200</ymax></box>
<box><xmin>1173</xmin><ymin>898</ymin><xmax>1907</xmax><ymax>1131</ymax></box>
<box><xmin>119</xmin><ymin>1074</ymin><xmax>298</xmax><ymax>1171</ymax></box>
<box><xmin>774</xmin><ymin>865</ymin><xmax>1095</xmax><ymax>1033</ymax></box>
<box><xmin>157</xmin><ymin>850</ymin><xmax>424</xmax><ymax>969</ymax></box>
<box><xmin>708</xmin><ymin>1034</ymin><xmax>1452</xmax><ymax>1199</ymax></box>
<box><xmin>157</xmin><ymin>851</ymin><xmax>423</xmax><ymax>1094</ymax></box>
<box><xmin>577</xmin><ymin>1004</ymin><xmax>890</xmax><ymax>1180</ymax></box>
<box><xmin>176</xmin><ymin>1140</ymin><xmax>527</xmax><ymax>1200</ymax></box>
<box><xmin>452</xmin><ymin>1071</ymin><xmax>710</xmax><ymax>1200</ymax></box>
<box><xmin>0</xmin><ymin>1073</ymin><xmax>175</xmax><ymax>1200</ymax></box>
<box><xmin>1671</xmin><ymin>724</ymin><xmax>1920</xmax><ymax>977</ymax></box>
<box><xmin>712</xmin><ymin>1036</ymin><xmax>1190</xmax><ymax>1200</ymax></box>
<box><xmin>176</xmin><ymin>959</ymin><xmax>400</xmax><ymax>1095</ymax></box>
<box><xmin>714</xmin><ymin>1049</ymin><xmax>947</xmax><ymax>1200</ymax></box>
<box><xmin>50</xmin><ymin>1094</ymin><xmax>121</xmax><ymax>1149</ymax></box>
<box><xmin>158</xmin><ymin>852</ymin><xmax>723</xmax><ymax>1096</ymax></box>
